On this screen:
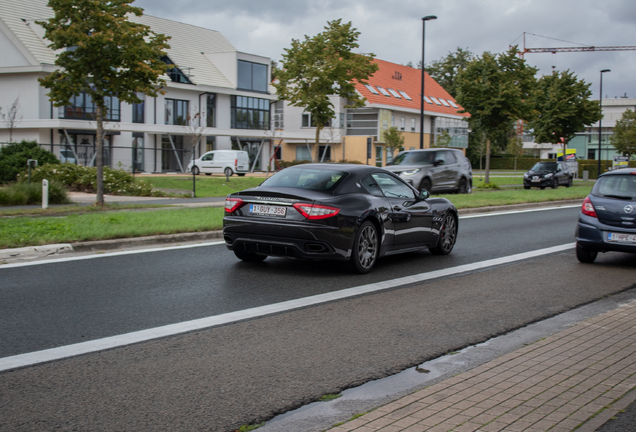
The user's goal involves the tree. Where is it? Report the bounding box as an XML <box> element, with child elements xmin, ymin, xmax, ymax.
<box><xmin>507</xmin><ymin>135</ymin><xmax>524</xmax><ymax>172</ymax></box>
<box><xmin>530</xmin><ymin>70</ymin><xmax>602</xmax><ymax>161</ymax></box>
<box><xmin>425</xmin><ymin>47</ymin><xmax>475</xmax><ymax>98</ymax></box>
<box><xmin>434</xmin><ymin>130</ymin><xmax>452</xmax><ymax>148</ymax></box>
<box><xmin>0</xmin><ymin>97</ymin><xmax>23</xmax><ymax>143</ymax></box>
<box><xmin>38</xmin><ymin>0</ymin><xmax>170</xmax><ymax>206</ymax></box>
<box><xmin>609</xmin><ymin>110</ymin><xmax>636</xmax><ymax>159</ymax></box>
<box><xmin>274</xmin><ymin>19</ymin><xmax>379</xmax><ymax>149</ymax></box>
<box><xmin>383</xmin><ymin>126</ymin><xmax>405</xmax><ymax>158</ymax></box>
<box><xmin>456</xmin><ymin>47</ymin><xmax>537</xmax><ymax>183</ymax></box>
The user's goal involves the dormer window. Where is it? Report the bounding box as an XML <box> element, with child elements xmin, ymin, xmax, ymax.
<box><xmin>238</xmin><ymin>60</ymin><xmax>268</xmax><ymax>93</ymax></box>
<box><xmin>160</xmin><ymin>56</ymin><xmax>193</xmax><ymax>84</ymax></box>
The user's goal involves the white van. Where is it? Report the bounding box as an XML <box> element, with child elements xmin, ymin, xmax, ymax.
<box><xmin>187</xmin><ymin>150</ymin><xmax>249</xmax><ymax>176</ymax></box>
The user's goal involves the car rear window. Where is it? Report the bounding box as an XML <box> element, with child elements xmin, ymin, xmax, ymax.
<box><xmin>261</xmin><ymin>167</ymin><xmax>346</xmax><ymax>191</ymax></box>
<box><xmin>594</xmin><ymin>174</ymin><xmax>636</xmax><ymax>199</ymax></box>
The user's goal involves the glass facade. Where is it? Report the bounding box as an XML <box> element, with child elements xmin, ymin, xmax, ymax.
<box><xmin>435</xmin><ymin>117</ymin><xmax>469</xmax><ymax>149</ymax></box>
<box><xmin>231</xmin><ymin>96</ymin><xmax>270</xmax><ymax>130</ymax></box>
<box><xmin>59</xmin><ymin>92</ymin><xmax>120</xmax><ymax>121</ymax></box>
<box><xmin>165</xmin><ymin>99</ymin><xmax>189</xmax><ymax>126</ymax></box>
<box><xmin>237</xmin><ymin>60</ymin><xmax>268</xmax><ymax>93</ymax></box>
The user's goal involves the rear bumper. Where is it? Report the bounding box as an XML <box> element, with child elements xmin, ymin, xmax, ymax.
<box><xmin>575</xmin><ymin>216</ymin><xmax>636</xmax><ymax>253</ymax></box>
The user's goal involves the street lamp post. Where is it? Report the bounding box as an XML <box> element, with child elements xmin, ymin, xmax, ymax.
<box><xmin>420</xmin><ymin>15</ymin><xmax>437</xmax><ymax>150</ymax></box>
<box><xmin>598</xmin><ymin>69</ymin><xmax>610</xmax><ymax>177</ymax></box>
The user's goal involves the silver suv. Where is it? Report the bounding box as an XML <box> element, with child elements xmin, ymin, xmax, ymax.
<box><xmin>384</xmin><ymin>148</ymin><xmax>472</xmax><ymax>194</ymax></box>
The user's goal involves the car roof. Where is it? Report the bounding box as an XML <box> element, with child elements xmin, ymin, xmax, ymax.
<box><xmin>601</xmin><ymin>167</ymin><xmax>636</xmax><ymax>176</ymax></box>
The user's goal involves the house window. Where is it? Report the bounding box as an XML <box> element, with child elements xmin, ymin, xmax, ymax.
<box><xmin>430</xmin><ymin>97</ymin><xmax>442</xmax><ymax>106</ymax></box>
<box><xmin>365</xmin><ymin>84</ymin><xmax>379</xmax><ymax>94</ymax></box>
<box><xmin>160</xmin><ymin>56</ymin><xmax>193</xmax><ymax>84</ymax></box>
<box><xmin>340</xmin><ymin>113</ymin><xmax>345</xmax><ymax>128</ymax></box>
<box><xmin>399</xmin><ymin>91</ymin><xmax>412</xmax><ymax>100</ymax></box>
<box><xmin>231</xmin><ymin>96</ymin><xmax>270</xmax><ymax>129</ymax></box>
<box><xmin>411</xmin><ymin>119</ymin><xmax>416</xmax><ymax>132</ymax></box>
<box><xmin>391</xmin><ymin>116</ymin><xmax>395</xmax><ymax>127</ymax></box>
<box><xmin>132</xmin><ymin>133</ymin><xmax>144</xmax><ymax>172</ymax></box>
<box><xmin>132</xmin><ymin>95</ymin><xmax>145</xmax><ymax>124</ymax></box>
<box><xmin>424</xmin><ymin>96</ymin><xmax>433</xmax><ymax>104</ymax></box>
<box><xmin>302</xmin><ymin>113</ymin><xmax>310</xmax><ymax>127</ymax></box>
<box><xmin>59</xmin><ymin>92</ymin><xmax>120</xmax><ymax>121</ymax></box>
<box><xmin>165</xmin><ymin>99</ymin><xmax>189</xmax><ymax>125</ymax></box>
<box><xmin>237</xmin><ymin>60</ymin><xmax>268</xmax><ymax>93</ymax></box>
<box><xmin>301</xmin><ymin>112</ymin><xmax>329</xmax><ymax>128</ymax></box>
<box><xmin>388</xmin><ymin>88</ymin><xmax>401</xmax><ymax>98</ymax></box>
<box><xmin>400</xmin><ymin>117</ymin><xmax>405</xmax><ymax>131</ymax></box>
<box><xmin>376</xmin><ymin>146</ymin><xmax>383</xmax><ymax>167</ymax></box>
<box><xmin>296</xmin><ymin>145</ymin><xmax>312</xmax><ymax>161</ymax></box>
<box><xmin>376</xmin><ymin>86</ymin><xmax>391</xmax><ymax>97</ymax></box>
<box><xmin>206</xmin><ymin>136</ymin><xmax>216</xmax><ymax>152</ymax></box>
<box><xmin>318</xmin><ymin>145</ymin><xmax>331</xmax><ymax>161</ymax></box>
<box><xmin>206</xmin><ymin>94</ymin><xmax>216</xmax><ymax>127</ymax></box>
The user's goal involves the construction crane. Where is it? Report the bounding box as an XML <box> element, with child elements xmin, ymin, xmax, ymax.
<box><xmin>512</xmin><ymin>32</ymin><xmax>636</xmax><ymax>58</ymax></box>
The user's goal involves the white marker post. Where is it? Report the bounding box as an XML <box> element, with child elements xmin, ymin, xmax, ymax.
<box><xmin>42</xmin><ymin>179</ymin><xmax>49</xmax><ymax>209</ymax></box>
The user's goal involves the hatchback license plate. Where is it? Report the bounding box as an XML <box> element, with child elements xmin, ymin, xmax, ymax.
<box><xmin>607</xmin><ymin>232</ymin><xmax>636</xmax><ymax>244</ymax></box>
<box><xmin>250</xmin><ymin>204</ymin><xmax>286</xmax><ymax>217</ymax></box>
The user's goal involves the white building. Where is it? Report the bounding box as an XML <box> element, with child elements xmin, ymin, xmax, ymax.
<box><xmin>0</xmin><ymin>0</ymin><xmax>279</xmax><ymax>172</ymax></box>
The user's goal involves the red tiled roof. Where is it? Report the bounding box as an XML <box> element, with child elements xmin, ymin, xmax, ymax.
<box><xmin>355</xmin><ymin>58</ymin><xmax>469</xmax><ymax>118</ymax></box>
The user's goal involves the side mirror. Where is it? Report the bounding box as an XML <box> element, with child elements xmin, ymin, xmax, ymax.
<box><xmin>419</xmin><ymin>189</ymin><xmax>430</xmax><ymax>200</ymax></box>
<box><xmin>434</xmin><ymin>159</ymin><xmax>443</xmax><ymax>166</ymax></box>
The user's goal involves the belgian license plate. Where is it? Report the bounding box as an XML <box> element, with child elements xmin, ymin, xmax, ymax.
<box><xmin>531</xmin><ymin>179</ymin><xmax>541</xmax><ymax>182</ymax></box>
<box><xmin>250</xmin><ymin>204</ymin><xmax>286</xmax><ymax>217</ymax></box>
<box><xmin>607</xmin><ymin>232</ymin><xmax>636</xmax><ymax>244</ymax></box>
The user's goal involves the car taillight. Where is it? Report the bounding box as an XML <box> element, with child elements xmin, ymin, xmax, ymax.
<box><xmin>581</xmin><ymin>196</ymin><xmax>597</xmax><ymax>218</ymax></box>
<box><xmin>225</xmin><ymin>197</ymin><xmax>243</xmax><ymax>213</ymax></box>
<box><xmin>293</xmin><ymin>203</ymin><xmax>340</xmax><ymax>220</ymax></box>
<box><xmin>235</xmin><ymin>159</ymin><xmax>238</xmax><ymax>168</ymax></box>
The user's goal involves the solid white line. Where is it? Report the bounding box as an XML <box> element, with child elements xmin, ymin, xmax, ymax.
<box><xmin>459</xmin><ymin>204</ymin><xmax>581</xmax><ymax>219</ymax></box>
<box><xmin>0</xmin><ymin>242</ymin><xmax>575</xmax><ymax>372</ymax></box>
<box><xmin>0</xmin><ymin>241</ymin><xmax>226</xmax><ymax>269</ymax></box>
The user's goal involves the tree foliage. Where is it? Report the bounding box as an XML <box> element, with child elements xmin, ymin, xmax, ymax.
<box><xmin>274</xmin><ymin>19</ymin><xmax>379</xmax><ymax>147</ymax></box>
<box><xmin>425</xmin><ymin>47</ymin><xmax>475</xmax><ymax>98</ymax></box>
<box><xmin>456</xmin><ymin>47</ymin><xmax>537</xmax><ymax>182</ymax></box>
<box><xmin>0</xmin><ymin>141</ymin><xmax>59</xmax><ymax>184</ymax></box>
<box><xmin>530</xmin><ymin>70</ymin><xmax>601</xmax><ymax>146</ymax></box>
<box><xmin>37</xmin><ymin>0</ymin><xmax>170</xmax><ymax>205</ymax></box>
<box><xmin>610</xmin><ymin>109</ymin><xmax>636</xmax><ymax>158</ymax></box>
<box><xmin>383</xmin><ymin>126</ymin><xmax>405</xmax><ymax>157</ymax></box>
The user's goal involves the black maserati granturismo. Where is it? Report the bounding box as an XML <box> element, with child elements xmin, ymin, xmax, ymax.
<box><xmin>223</xmin><ymin>164</ymin><xmax>458</xmax><ymax>273</ymax></box>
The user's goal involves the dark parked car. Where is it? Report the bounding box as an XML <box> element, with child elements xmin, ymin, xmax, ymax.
<box><xmin>523</xmin><ymin>161</ymin><xmax>573</xmax><ymax>189</ymax></box>
<box><xmin>575</xmin><ymin>167</ymin><xmax>636</xmax><ymax>263</ymax></box>
<box><xmin>383</xmin><ymin>148</ymin><xmax>472</xmax><ymax>194</ymax></box>
<box><xmin>223</xmin><ymin>164</ymin><xmax>459</xmax><ymax>273</ymax></box>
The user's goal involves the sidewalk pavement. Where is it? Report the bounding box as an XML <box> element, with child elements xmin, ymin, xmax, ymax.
<box><xmin>329</xmin><ymin>300</ymin><xmax>636</xmax><ymax>432</ymax></box>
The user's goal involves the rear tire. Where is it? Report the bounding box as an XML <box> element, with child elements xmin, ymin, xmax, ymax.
<box><xmin>566</xmin><ymin>177</ymin><xmax>572</xmax><ymax>187</ymax></box>
<box><xmin>349</xmin><ymin>221</ymin><xmax>378</xmax><ymax>274</ymax></box>
<box><xmin>224</xmin><ymin>167</ymin><xmax>233</xmax><ymax>177</ymax></box>
<box><xmin>237</xmin><ymin>173</ymin><xmax>246</xmax><ymax>177</ymax></box>
<box><xmin>234</xmin><ymin>249</ymin><xmax>267</xmax><ymax>263</ymax></box>
<box><xmin>458</xmin><ymin>178</ymin><xmax>471</xmax><ymax>194</ymax></box>
<box><xmin>431</xmin><ymin>213</ymin><xmax>457</xmax><ymax>255</ymax></box>
<box><xmin>576</xmin><ymin>243</ymin><xmax>597</xmax><ymax>263</ymax></box>
<box><xmin>551</xmin><ymin>178</ymin><xmax>558</xmax><ymax>189</ymax></box>
<box><xmin>191</xmin><ymin>166</ymin><xmax>200</xmax><ymax>175</ymax></box>
<box><xmin>524</xmin><ymin>185</ymin><xmax>531</xmax><ymax>190</ymax></box>
<box><xmin>205</xmin><ymin>173</ymin><xmax>211</xmax><ymax>176</ymax></box>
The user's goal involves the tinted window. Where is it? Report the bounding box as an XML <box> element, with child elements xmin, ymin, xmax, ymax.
<box><xmin>361</xmin><ymin>174</ymin><xmax>385</xmax><ymax>197</ymax></box>
<box><xmin>531</xmin><ymin>162</ymin><xmax>557</xmax><ymax>171</ymax></box>
<box><xmin>370</xmin><ymin>173</ymin><xmax>415</xmax><ymax>199</ymax></box>
<box><xmin>392</xmin><ymin>151</ymin><xmax>435</xmax><ymax>165</ymax></box>
<box><xmin>594</xmin><ymin>175</ymin><xmax>636</xmax><ymax>199</ymax></box>
<box><xmin>261</xmin><ymin>167</ymin><xmax>346</xmax><ymax>191</ymax></box>
<box><xmin>444</xmin><ymin>151</ymin><xmax>457</xmax><ymax>164</ymax></box>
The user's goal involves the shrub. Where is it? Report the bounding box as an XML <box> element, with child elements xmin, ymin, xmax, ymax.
<box><xmin>475</xmin><ymin>182</ymin><xmax>500</xmax><ymax>190</ymax></box>
<box><xmin>0</xmin><ymin>180</ymin><xmax>71</xmax><ymax>206</ymax></box>
<box><xmin>0</xmin><ymin>141</ymin><xmax>60</xmax><ymax>184</ymax></box>
<box><xmin>17</xmin><ymin>163</ymin><xmax>163</xmax><ymax>196</ymax></box>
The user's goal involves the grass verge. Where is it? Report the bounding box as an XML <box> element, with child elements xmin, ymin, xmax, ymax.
<box><xmin>0</xmin><ymin>203</ymin><xmax>172</xmax><ymax>217</ymax></box>
<box><xmin>140</xmin><ymin>176</ymin><xmax>265</xmax><ymax>197</ymax></box>
<box><xmin>439</xmin><ymin>185</ymin><xmax>591</xmax><ymax>208</ymax></box>
<box><xmin>0</xmin><ymin>207</ymin><xmax>225</xmax><ymax>249</ymax></box>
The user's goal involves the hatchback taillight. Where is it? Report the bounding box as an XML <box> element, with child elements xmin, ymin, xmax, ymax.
<box><xmin>581</xmin><ymin>196</ymin><xmax>597</xmax><ymax>218</ymax></box>
<box><xmin>225</xmin><ymin>197</ymin><xmax>243</xmax><ymax>213</ymax></box>
<box><xmin>293</xmin><ymin>203</ymin><xmax>340</xmax><ymax>220</ymax></box>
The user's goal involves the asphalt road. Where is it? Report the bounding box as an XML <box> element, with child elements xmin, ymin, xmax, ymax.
<box><xmin>1</xmin><ymin>206</ymin><xmax>635</xmax><ymax>431</ymax></box>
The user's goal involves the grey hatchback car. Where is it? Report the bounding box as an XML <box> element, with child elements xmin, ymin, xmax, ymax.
<box><xmin>383</xmin><ymin>148</ymin><xmax>472</xmax><ymax>194</ymax></box>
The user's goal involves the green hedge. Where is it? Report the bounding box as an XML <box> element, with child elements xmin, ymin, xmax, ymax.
<box><xmin>0</xmin><ymin>141</ymin><xmax>60</xmax><ymax>184</ymax></box>
<box><xmin>0</xmin><ymin>180</ymin><xmax>70</xmax><ymax>206</ymax></box>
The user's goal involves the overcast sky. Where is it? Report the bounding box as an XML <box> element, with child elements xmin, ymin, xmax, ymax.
<box><xmin>134</xmin><ymin>0</ymin><xmax>636</xmax><ymax>100</ymax></box>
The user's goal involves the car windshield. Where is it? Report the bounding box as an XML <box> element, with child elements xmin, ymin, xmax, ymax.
<box><xmin>391</xmin><ymin>151</ymin><xmax>435</xmax><ymax>166</ymax></box>
<box><xmin>594</xmin><ymin>174</ymin><xmax>636</xmax><ymax>199</ymax></box>
<box><xmin>260</xmin><ymin>167</ymin><xmax>346</xmax><ymax>191</ymax></box>
<box><xmin>530</xmin><ymin>162</ymin><xmax>557</xmax><ymax>172</ymax></box>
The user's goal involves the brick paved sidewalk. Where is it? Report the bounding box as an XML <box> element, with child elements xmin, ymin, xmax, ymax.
<box><xmin>330</xmin><ymin>300</ymin><xmax>636</xmax><ymax>432</ymax></box>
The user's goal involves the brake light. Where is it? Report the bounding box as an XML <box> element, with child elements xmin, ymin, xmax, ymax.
<box><xmin>293</xmin><ymin>203</ymin><xmax>340</xmax><ymax>220</ymax></box>
<box><xmin>235</xmin><ymin>159</ymin><xmax>238</xmax><ymax>168</ymax></box>
<box><xmin>225</xmin><ymin>197</ymin><xmax>243</xmax><ymax>213</ymax></box>
<box><xmin>581</xmin><ymin>196</ymin><xmax>597</xmax><ymax>218</ymax></box>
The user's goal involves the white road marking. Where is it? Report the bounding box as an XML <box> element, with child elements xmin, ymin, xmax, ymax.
<box><xmin>0</xmin><ymin>243</ymin><xmax>575</xmax><ymax>372</ymax></box>
<box><xmin>459</xmin><ymin>204</ymin><xmax>581</xmax><ymax>219</ymax></box>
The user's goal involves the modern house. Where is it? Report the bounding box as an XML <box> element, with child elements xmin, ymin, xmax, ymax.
<box><xmin>274</xmin><ymin>58</ymin><xmax>470</xmax><ymax>167</ymax></box>
<box><xmin>0</xmin><ymin>0</ymin><xmax>279</xmax><ymax>172</ymax></box>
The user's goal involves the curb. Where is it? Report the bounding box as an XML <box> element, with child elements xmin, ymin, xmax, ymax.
<box><xmin>0</xmin><ymin>244</ymin><xmax>74</xmax><ymax>261</ymax></box>
<box><xmin>71</xmin><ymin>231</ymin><xmax>225</xmax><ymax>253</ymax></box>
<box><xmin>457</xmin><ymin>198</ymin><xmax>583</xmax><ymax>215</ymax></box>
